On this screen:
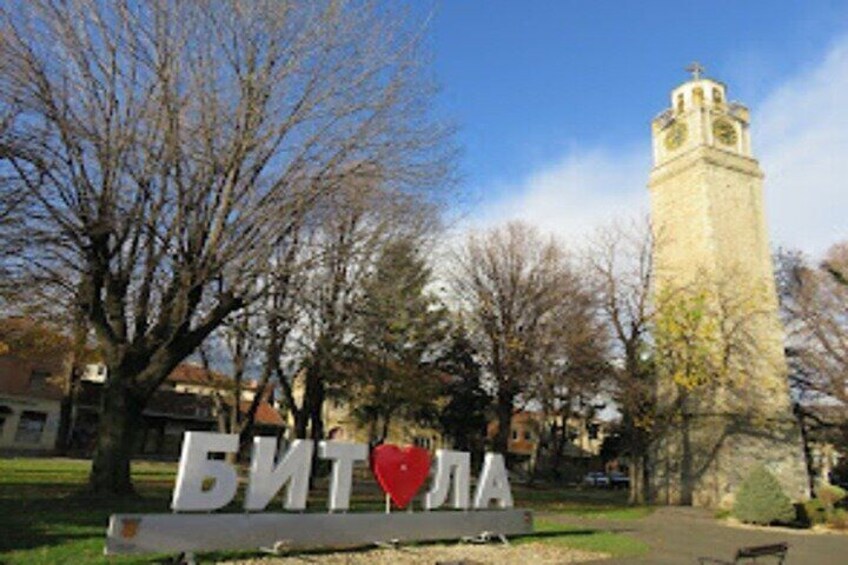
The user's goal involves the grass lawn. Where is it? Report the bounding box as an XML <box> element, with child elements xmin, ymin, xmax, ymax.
<box><xmin>0</xmin><ymin>457</ymin><xmax>649</xmax><ymax>563</ymax></box>
<box><xmin>518</xmin><ymin>518</ymin><xmax>649</xmax><ymax>558</ymax></box>
<box><xmin>512</xmin><ymin>484</ymin><xmax>653</xmax><ymax>519</ymax></box>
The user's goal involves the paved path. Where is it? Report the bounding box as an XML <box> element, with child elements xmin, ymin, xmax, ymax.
<box><xmin>542</xmin><ymin>507</ymin><xmax>848</xmax><ymax>564</ymax></box>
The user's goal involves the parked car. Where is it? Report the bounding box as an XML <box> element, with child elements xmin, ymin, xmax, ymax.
<box><xmin>609</xmin><ymin>471</ymin><xmax>630</xmax><ymax>489</ymax></box>
<box><xmin>583</xmin><ymin>472</ymin><xmax>610</xmax><ymax>487</ymax></box>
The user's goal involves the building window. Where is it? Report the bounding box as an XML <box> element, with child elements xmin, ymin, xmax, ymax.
<box><xmin>29</xmin><ymin>369</ymin><xmax>51</xmax><ymax>391</ymax></box>
<box><xmin>524</xmin><ymin>431</ymin><xmax>532</xmax><ymax>441</ymax></box>
<box><xmin>511</xmin><ymin>429</ymin><xmax>518</xmax><ymax>441</ymax></box>
<box><xmin>413</xmin><ymin>436</ymin><xmax>431</xmax><ymax>450</ymax></box>
<box><xmin>588</xmin><ymin>423</ymin><xmax>599</xmax><ymax>441</ymax></box>
<box><xmin>713</xmin><ymin>88</ymin><xmax>723</xmax><ymax>104</ymax></box>
<box><xmin>15</xmin><ymin>411</ymin><xmax>48</xmax><ymax>444</ymax></box>
<box><xmin>676</xmin><ymin>93</ymin><xmax>684</xmax><ymax>112</ymax></box>
<box><xmin>0</xmin><ymin>405</ymin><xmax>11</xmax><ymax>436</ymax></box>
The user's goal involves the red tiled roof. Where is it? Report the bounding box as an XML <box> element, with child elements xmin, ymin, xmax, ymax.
<box><xmin>240</xmin><ymin>400</ymin><xmax>285</xmax><ymax>427</ymax></box>
<box><xmin>167</xmin><ymin>363</ymin><xmax>261</xmax><ymax>391</ymax></box>
<box><xmin>0</xmin><ymin>355</ymin><xmax>65</xmax><ymax>401</ymax></box>
<box><xmin>167</xmin><ymin>363</ymin><xmax>230</xmax><ymax>387</ymax></box>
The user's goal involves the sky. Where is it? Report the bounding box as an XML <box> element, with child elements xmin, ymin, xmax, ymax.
<box><xmin>422</xmin><ymin>1</ymin><xmax>848</xmax><ymax>257</ymax></box>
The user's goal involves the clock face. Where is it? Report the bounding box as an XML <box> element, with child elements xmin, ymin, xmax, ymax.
<box><xmin>663</xmin><ymin>122</ymin><xmax>687</xmax><ymax>151</ymax></box>
<box><xmin>712</xmin><ymin>119</ymin><xmax>737</xmax><ymax>146</ymax></box>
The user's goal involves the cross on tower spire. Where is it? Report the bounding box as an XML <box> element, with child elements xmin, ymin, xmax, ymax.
<box><xmin>686</xmin><ymin>61</ymin><xmax>705</xmax><ymax>81</ymax></box>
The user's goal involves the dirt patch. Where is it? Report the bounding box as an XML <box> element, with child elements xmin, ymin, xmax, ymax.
<box><xmin>223</xmin><ymin>542</ymin><xmax>606</xmax><ymax>564</ymax></box>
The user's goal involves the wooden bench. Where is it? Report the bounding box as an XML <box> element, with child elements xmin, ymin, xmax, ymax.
<box><xmin>698</xmin><ymin>542</ymin><xmax>789</xmax><ymax>564</ymax></box>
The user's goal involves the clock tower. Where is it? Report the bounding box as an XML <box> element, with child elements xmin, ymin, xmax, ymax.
<box><xmin>648</xmin><ymin>65</ymin><xmax>809</xmax><ymax>508</ymax></box>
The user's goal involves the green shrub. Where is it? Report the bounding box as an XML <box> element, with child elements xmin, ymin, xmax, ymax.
<box><xmin>733</xmin><ymin>466</ymin><xmax>795</xmax><ymax>525</ymax></box>
<box><xmin>817</xmin><ymin>483</ymin><xmax>847</xmax><ymax>509</ymax></box>
<box><xmin>714</xmin><ymin>508</ymin><xmax>732</xmax><ymax>520</ymax></box>
<box><xmin>800</xmin><ymin>498</ymin><xmax>828</xmax><ymax>526</ymax></box>
<box><xmin>827</xmin><ymin>508</ymin><xmax>848</xmax><ymax>530</ymax></box>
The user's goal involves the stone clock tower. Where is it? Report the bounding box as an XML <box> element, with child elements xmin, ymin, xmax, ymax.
<box><xmin>648</xmin><ymin>64</ymin><xmax>809</xmax><ymax>508</ymax></box>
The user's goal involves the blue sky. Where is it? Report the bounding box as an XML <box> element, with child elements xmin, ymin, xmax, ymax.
<box><xmin>421</xmin><ymin>1</ymin><xmax>848</xmax><ymax>255</ymax></box>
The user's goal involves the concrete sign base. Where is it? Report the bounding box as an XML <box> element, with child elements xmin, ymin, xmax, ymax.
<box><xmin>105</xmin><ymin>509</ymin><xmax>534</xmax><ymax>555</ymax></box>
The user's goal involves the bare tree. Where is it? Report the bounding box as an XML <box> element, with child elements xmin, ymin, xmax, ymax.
<box><xmin>529</xmin><ymin>272</ymin><xmax>608</xmax><ymax>481</ymax></box>
<box><xmin>198</xmin><ymin>305</ymin><xmax>275</xmax><ymax>460</ymax></box>
<box><xmin>778</xmin><ymin>242</ymin><xmax>848</xmax><ymax>489</ymax></box>
<box><xmin>202</xmin><ymin>219</ymin><xmax>310</xmax><ymax>454</ymax></box>
<box><xmin>0</xmin><ymin>0</ymin><xmax>453</xmax><ymax>493</ymax></box>
<box><xmin>205</xmin><ymin>170</ymin><xmax>441</xmax><ymax>450</ymax></box>
<box><xmin>586</xmin><ymin>218</ymin><xmax>655</xmax><ymax>503</ymax></box>
<box><xmin>780</xmin><ymin>243</ymin><xmax>848</xmax><ymax>408</ymax></box>
<box><xmin>451</xmin><ymin>222</ymin><xmax>583</xmax><ymax>455</ymax></box>
<box><xmin>276</xmin><ymin>171</ymin><xmax>439</xmax><ymax>443</ymax></box>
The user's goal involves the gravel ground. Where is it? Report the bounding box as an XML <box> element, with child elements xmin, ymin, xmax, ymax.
<box><xmin>222</xmin><ymin>542</ymin><xmax>607</xmax><ymax>564</ymax></box>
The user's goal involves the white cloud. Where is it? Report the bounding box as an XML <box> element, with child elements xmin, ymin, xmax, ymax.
<box><xmin>757</xmin><ymin>36</ymin><xmax>848</xmax><ymax>256</ymax></box>
<box><xmin>467</xmin><ymin>146</ymin><xmax>650</xmax><ymax>248</ymax></box>
<box><xmin>471</xmin><ymin>36</ymin><xmax>848</xmax><ymax>257</ymax></box>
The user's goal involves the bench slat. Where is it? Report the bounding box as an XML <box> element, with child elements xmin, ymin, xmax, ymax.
<box><xmin>735</xmin><ymin>542</ymin><xmax>788</xmax><ymax>558</ymax></box>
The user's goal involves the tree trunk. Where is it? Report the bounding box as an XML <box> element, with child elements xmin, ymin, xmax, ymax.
<box><xmin>626</xmin><ymin>421</ymin><xmax>650</xmax><ymax>505</ymax></box>
<box><xmin>368</xmin><ymin>417</ymin><xmax>379</xmax><ymax>445</ymax></box>
<box><xmin>680</xmin><ymin>411</ymin><xmax>693</xmax><ymax>506</ymax></box>
<box><xmin>794</xmin><ymin>403</ymin><xmax>817</xmax><ymax>496</ymax></box>
<box><xmin>549</xmin><ymin>411</ymin><xmax>570</xmax><ymax>481</ymax></box>
<box><xmin>89</xmin><ymin>378</ymin><xmax>143</xmax><ymax>494</ymax></box>
<box><xmin>629</xmin><ymin>453</ymin><xmax>647</xmax><ymax>505</ymax></box>
<box><xmin>380</xmin><ymin>414</ymin><xmax>391</xmax><ymax>444</ymax></box>
<box><xmin>56</xmin><ymin>316</ymin><xmax>89</xmax><ymax>453</ymax></box>
<box><xmin>309</xmin><ymin>380</ymin><xmax>325</xmax><ymax>442</ymax></box>
<box><xmin>55</xmin><ymin>394</ymin><xmax>74</xmax><ymax>453</ymax></box>
<box><xmin>494</xmin><ymin>389</ymin><xmax>512</xmax><ymax>456</ymax></box>
<box><xmin>293</xmin><ymin>409</ymin><xmax>309</xmax><ymax>439</ymax></box>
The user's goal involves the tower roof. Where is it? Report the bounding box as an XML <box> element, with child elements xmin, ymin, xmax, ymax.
<box><xmin>678</xmin><ymin>61</ymin><xmax>728</xmax><ymax>89</ymax></box>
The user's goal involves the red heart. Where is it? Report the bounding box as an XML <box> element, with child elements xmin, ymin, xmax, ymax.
<box><xmin>370</xmin><ymin>444</ymin><xmax>431</xmax><ymax>509</ymax></box>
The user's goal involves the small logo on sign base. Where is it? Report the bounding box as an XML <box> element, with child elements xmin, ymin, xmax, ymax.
<box><xmin>121</xmin><ymin>518</ymin><xmax>140</xmax><ymax>539</ymax></box>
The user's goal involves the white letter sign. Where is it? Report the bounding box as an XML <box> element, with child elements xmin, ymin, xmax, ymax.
<box><xmin>245</xmin><ymin>438</ymin><xmax>313</xmax><ymax>511</ymax></box>
<box><xmin>319</xmin><ymin>441</ymin><xmax>368</xmax><ymax>511</ymax></box>
<box><xmin>111</xmin><ymin>433</ymin><xmax>532</xmax><ymax>555</ymax></box>
<box><xmin>473</xmin><ymin>453</ymin><xmax>513</xmax><ymax>509</ymax></box>
<box><xmin>171</xmin><ymin>432</ymin><xmax>239</xmax><ymax>511</ymax></box>
<box><xmin>424</xmin><ymin>449</ymin><xmax>470</xmax><ymax>510</ymax></box>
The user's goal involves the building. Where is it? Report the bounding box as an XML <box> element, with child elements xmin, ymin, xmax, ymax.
<box><xmin>72</xmin><ymin>363</ymin><xmax>285</xmax><ymax>457</ymax></box>
<box><xmin>0</xmin><ymin>319</ymin><xmax>286</xmax><ymax>457</ymax></box>
<box><xmin>487</xmin><ymin>411</ymin><xmax>610</xmax><ymax>478</ymax></box>
<box><xmin>648</xmin><ymin>65</ymin><xmax>809</xmax><ymax>507</ymax></box>
<box><xmin>0</xmin><ymin>354</ymin><xmax>66</xmax><ymax>452</ymax></box>
<box><xmin>485</xmin><ymin>411</ymin><xmax>539</xmax><ymax>470</ymax></box>
<box><xmin>300</xmin><ymin>386</ymin><xmax>611</xmax><ymax>478</ymax></box>
<box><xmin>289</xmin><ymin>370</ymin><xmax>451</xmax><ymax>450</ymax></box>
